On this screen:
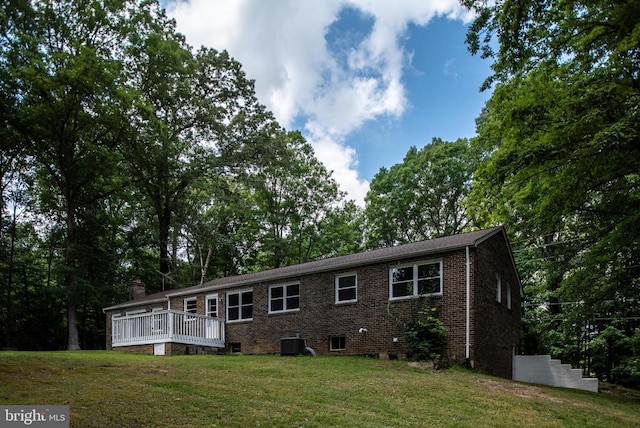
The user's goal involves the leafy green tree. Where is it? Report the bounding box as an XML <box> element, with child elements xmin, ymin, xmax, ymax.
<box><xmin>1</xmin><ymin>0</ymin><xmax>149</xmax><ymax>349</ymax></box>
<box><xmin>242</xmin><ymin>130</ymin><xmax>349</xmax><ymax>270</ymax></box>
<box><xmin>364</xmin><ymin>138</ymin><xmax>478</xmax><ymax>248</ymax></box>
<box><xmin>464</xmin><ymin>0</ymin><xmax>640</xmax><ymax>382</ymax></box>
<box><xmin>123</xmin><ymin>10</ymin><xmax>276</xmax><ymax>288</ymax></box>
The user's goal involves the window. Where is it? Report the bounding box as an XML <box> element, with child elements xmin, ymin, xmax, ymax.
<box><xmin>269</xmin><ymin>283</ymin><xmax>300</xmax><ymax>314</ymax></box>
<box><xmin>206</xmin><ymin>294</ymin><xmax>218</xmax><ymax>318</ymax></box>
<box><xmin>389</xmin><ymin>260</ymin><xmax>442</xmax><ymax>300</ymax></box>
<box><xmin>184</xmin><ymin>297</ymin><xmax>197</xmax><ymax>314</ymax></box>
<box><xmin>227</xmin><ymin>289</ymin><xmax>253</xmax><ymax>322</ymax></box>
<box><xmin>506</xmin><ymin>283</ymin><xmax>512</xmax><ymax>310</ymax></box>
<box><xmin>330</xmin><ymin>336</ymin><xmax>346</xmax><ymax>351</ymax></box>
<box><xmin>495</xmin><ymin>274</ymin><xmax>502</xmax><ymax>303</ymax></box>
<box><xmin>152</xmin><ymin>307</ymin><xmax>165</xmax><ymax>332</ymax></box>
<box><xmin>335</xmin><ymin>273</ymin><xmax>357</xmax><ymax>304</ymax></box>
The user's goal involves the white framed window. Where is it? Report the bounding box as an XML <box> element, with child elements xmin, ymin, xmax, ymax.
<box><xmin>152</xmin><ymin>307</ymin><xmax>165</xmax><ymax>332</ymax></box>
<box><xmin>495</xmin><ymin>274</ymin><xmax>502</xmax><ymax>303</ymax></box>
<box><xmin>389</xmin><ymin>260</ymin><xmax>442</xmax><ymax>300</ymax></box>
<box><xmin>269</xmin><ymin>283</ymin><xmax>300</xmax><ymax>314</ymax></box>
<box><xmin>184</xmin><ymin>297</ymin><xmax>197</xmax><ymax>321</ymax></box>
<box><xmin>184</xmin><ymin>297</ymin><xmax>197</xmax><ymax>314</ymax></box>
<box><xmin>335</xmin><ymin>273</ymin><xmax>357</xmax><ymax>304</ymax></box>
<box><xmin>330</xmin><ymin>336</ymin><xmax>346</xmax><ymax>351</ymax></box>
<box><xmin>506</xmin><ymin>283</ymin><xmax>512</xmax><ymax>309</ymax></box>
<box><xmin>206</xmin><ymin>294</ymin><xmax>219</xmax><ymax>318</ymax></box>
<box><xmin>227</xmin><ymin>289</ymin><xmax>253</xmax><ymax>322</ymax></box>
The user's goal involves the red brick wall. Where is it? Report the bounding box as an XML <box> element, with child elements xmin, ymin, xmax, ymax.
<box><xmin>472</xmin><ymin>233</ymin><xmax>522</xmax><ymax>378</ymax></box>
<box><xmin>112</xmin><ymin>344</ymin><xmax>154</xmax><ymax>355</ymax></box>
<box><xmin>222</xmin><ymin>250</ymin><xmax>472</xmax><ymax>363</ymax></box>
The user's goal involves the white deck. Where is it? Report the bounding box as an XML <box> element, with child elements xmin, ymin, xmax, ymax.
<box><xmin>112</xmin><ymin>310</ymin><xmax>225</xmax><ymax>348</ymax></box>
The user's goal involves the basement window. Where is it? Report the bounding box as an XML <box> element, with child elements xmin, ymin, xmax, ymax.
<box><xmin>330</xmin><ymin>336</ymin><xmax>346</xmax><ymax>351</ymax></box>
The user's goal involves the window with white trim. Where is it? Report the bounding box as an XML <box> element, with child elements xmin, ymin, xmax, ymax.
<box><xmin>184</xmin><ymin>297</ymin><xmax>197</xmax><ymax>314</ymax></box>
<box><xmin>335</xmin><ymin>273</ymin><xmax>357</xmax><ymax>304</ymax></box>
<box><xmin>206</xmin><ymin>294</ymin><xmax>218</xmax><ymax>318</ymax></box>
<box><xmin>506</xmin><ymin>283</ymin><xmax>512</xmax><ymax>309</ymax></box>
<box><xmin>269</xmin><ymin>283</ymin><xmax>300</xmax><ymax>314</ymax></box>
<box><xmin>389</xmin><ymin>260</ymin><xmax>442</xmax><ymax>300</ymax></box>
<box><xmin>330</xmin><ymin>336</ymin><xmax>346</xmax><ymax>351</ymax></box>
<box><xmin>495</xmin><ymin>274</ymin><xmax>502</xmax><ymax>303</ymax></box>
<box><xmin>152</xmin><ymin>307</ymin><xmax>165</xmax><ymax>332</ymax></box>
<box><xmin>227</xmin><ymin>289</ymin><xmax>253</xmax><ymax>322</ymax></box>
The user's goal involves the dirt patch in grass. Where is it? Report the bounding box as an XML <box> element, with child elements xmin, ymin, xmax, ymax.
<box><xmin>475</xmin><ymin>378</ymin><xmax>565</xmax><ymax>403</ymax></box>
<box><xmin>599</xmin><ymin>383</ymin><xmax>640</xmax><ymax>401</ymax></box>
<box><xmin>407</xmin><ymin>361</ymin><xmax>436</xmax><ymax>370</ymax></box>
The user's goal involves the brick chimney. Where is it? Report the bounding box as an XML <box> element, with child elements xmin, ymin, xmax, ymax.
<box><xmin>129</xmin><ymin>279</ymin><xmax>146</xmax><ymax>300</ymax></box>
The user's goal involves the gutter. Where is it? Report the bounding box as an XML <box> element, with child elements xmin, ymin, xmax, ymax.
<box><xmin>102</xmin><ymin>297</ymin><xmax>168</xmax><ymax>312</ymax></box>
<box><xmin>465</xmin><ymin>245</ymin><xmax>471</xmax><ymax>361</ymax></box>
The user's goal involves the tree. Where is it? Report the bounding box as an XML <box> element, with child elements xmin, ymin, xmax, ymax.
<box><xmin>464</xmin><ymin>0</ymin><xmax>640</xmax><ymax>381</ymax></box>
<box><xmin>364</xmin><ymin>138</ymin><xmax>478</xmax><ymax>248</ymax></box>
<box><xmin>1</xmin><ymin>0</ymin><xmax>173</xmax><ymax>349</ymax></box>
<box><xmin>241</xmin><ymin>130</ymin><xmax>350</xmax><ymax>270</ymax></box>
<box><xmin>123</xmin><ymin>11</ymin><xmax>276</xmax><ymax>288</ymax></box>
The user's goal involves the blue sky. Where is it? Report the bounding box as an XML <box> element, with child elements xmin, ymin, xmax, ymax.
<box><xmin>166</xmin><ymin>1</ymin><xmax>492</xmax><ymax>205</ymax></box>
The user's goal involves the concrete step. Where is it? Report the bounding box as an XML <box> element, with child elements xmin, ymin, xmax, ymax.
<box><xmin>513</xmin><ymin>355</ymin><xmax>599</xmax><ymax>393</ymax></box>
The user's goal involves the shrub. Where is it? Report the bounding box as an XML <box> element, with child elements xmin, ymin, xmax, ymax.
<box><xmin>404</xmin><ymin>307</ymin><xmax>448</xmax><ymax>361</ymax></box>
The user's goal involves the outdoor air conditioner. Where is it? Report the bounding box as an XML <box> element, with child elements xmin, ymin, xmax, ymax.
<box><xmin>280</xmin><ymin>337</ymin><xmax>305</xmax><ymax>356</ymax></box>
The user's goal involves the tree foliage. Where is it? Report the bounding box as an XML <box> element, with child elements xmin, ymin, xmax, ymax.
<box><xmin>1</xmin><ymin>0</ymin><xmax>157</xmax><ymax>349</ymax></box>
<box><xmin>364</xmin><ymin>138</ymin><xmax>478</xmax><ymax>248</ymax></box>
<box><xmin>465</xmin><ymin>0</ymin><xmax>640</xmax><ymax>383</ymax></box>
<box><xmin>0</xmin><ymin>0</ymin><xmax>365</xmax><ymax>350</ymax></box>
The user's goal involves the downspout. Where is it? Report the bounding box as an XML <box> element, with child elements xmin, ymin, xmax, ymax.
<box><xmin>465</xmin><ymin>246</ymin><xmax>471</xmax><ymax>361</ymax></box>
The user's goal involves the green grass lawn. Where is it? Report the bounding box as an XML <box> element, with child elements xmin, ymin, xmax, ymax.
<box><xmin>0</xmin><ymin>351</ymin><xmax>638</xmax><ymax>427</ymax></box>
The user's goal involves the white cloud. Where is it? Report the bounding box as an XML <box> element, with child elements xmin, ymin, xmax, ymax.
<box><xmin>166</xmin><ymin>0</ymin><xmax>472</xmax><ymax>205</ymax></box>
<box><xmin>444</xmin><ymin>58</ymin><xmax>458</xmax><ymax>78</ymax></box>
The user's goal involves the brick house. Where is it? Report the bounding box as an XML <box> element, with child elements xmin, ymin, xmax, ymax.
<box><xmin>103</xmin><ymin>226</ymin><xmax>521</xmax><ymax>378</ymax></box>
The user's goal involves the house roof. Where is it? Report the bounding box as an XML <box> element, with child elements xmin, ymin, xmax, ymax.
<box><xmin>104</xmin><ymin>226</ymin><xmax>514</xmax><ymax>311</ymax></box>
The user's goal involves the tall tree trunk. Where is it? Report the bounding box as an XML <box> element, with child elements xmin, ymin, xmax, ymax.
<box><xmin>4</xmin><ymin>202</ymin><xmax>17</xmax><ymax>347</ymax></box>
<box><xmin>544</xmin><ymin>234</ymin><xmax>562</xmax><ymax>316</ymax></box>
<box><xmin>158</xmin><ymin>203</ymin><xmax>171</xmax><ymax>290</ymax></box>
<box><xmin>66</xmin><ymin>200</ymin><xmax>81</xmax><ymax>350</ymax></box>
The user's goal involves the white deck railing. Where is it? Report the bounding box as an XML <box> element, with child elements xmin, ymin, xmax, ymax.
<box><xmin>112</xmin><ymin>310</ymin><xmax>225</xmax><ymax>348</ymax></box>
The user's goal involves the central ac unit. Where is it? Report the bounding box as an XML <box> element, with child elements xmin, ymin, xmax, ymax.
<box><xmin>280</xmin><ymin>337</ymin><xmax>305</xmax><ymax>355</ymax></box>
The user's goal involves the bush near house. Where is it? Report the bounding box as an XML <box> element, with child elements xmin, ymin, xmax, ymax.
<box><xmin>404</xmin><ymin>307</ymin><xmax>448</xmax><ymax>362</ymax></box>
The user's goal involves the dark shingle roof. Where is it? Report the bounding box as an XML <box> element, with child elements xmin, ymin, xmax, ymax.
<box><xmin>104</xmin><ymin>226</ymin><xmax>506</xmax><ymax>310</ymax></box>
